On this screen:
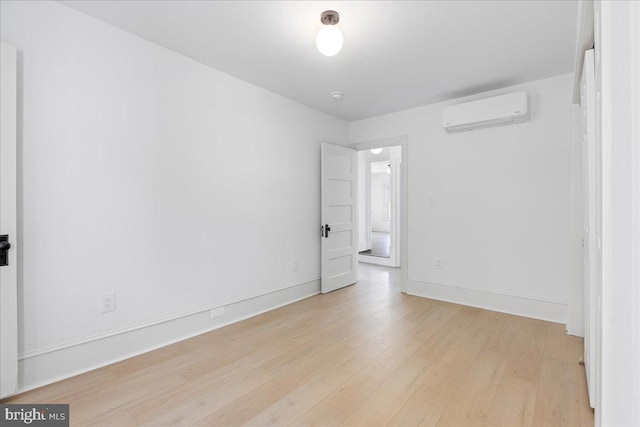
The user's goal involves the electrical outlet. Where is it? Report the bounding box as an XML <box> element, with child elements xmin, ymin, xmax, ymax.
<box><xmin>210</xmin><ymin>307</ymin><xmax>225</xmax><ymax>318</ymax></box>
<box><xmin>100</xmin><ymin>292</ymin><xmax>116</xmax><ymax>313</ymax></box>
<box><xmin>292</xmin><ymin>259</ymin><xmax>300</xmax><ymax>272</ymax></box>
<box><xmin>427</xmin><ymin>198</ymin><xmax>436</xmax><ymax>207</ymax></box>
<box><xmin>435</xmin><ymin>257</ymin><xmax>444</xmax><ymax>270</ymax></box>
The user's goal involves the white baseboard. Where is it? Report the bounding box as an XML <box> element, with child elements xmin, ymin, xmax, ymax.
<box><xmin>358</xmin><ymin>254</ymin><xmax>398</xmax><ymax>267</ymax></box>
<box><xmin>14</xmin><ymin>279</ymin><xmax>320</xmax><ymax>396</ymax></box>
<box><xmin>566</xmin><ymin>322</ymin><xmax>585</xmax><ymax>338</ymax></box>
<box><xmin>13</xmin><ymin>277</ymin><xmax>567</xmax><ymax>396</ymax></box>
<box><xmin>404</xmin><ymin>279</ymin><xmax>568</xmax><ymax>324</ymax></box>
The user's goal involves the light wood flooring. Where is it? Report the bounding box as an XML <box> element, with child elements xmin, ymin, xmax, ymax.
<box><xmin>4</xmin><ymin>264</ymin><xmax>594</xmax><ymax>426</ymax></box>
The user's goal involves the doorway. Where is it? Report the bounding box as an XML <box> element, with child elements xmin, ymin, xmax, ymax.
<box><xmin>355</xmin><ymin>144</ymin><xmax>402</xmax><ymax>268</ymax></box>
<box><xmin>361</xmin><ymin>160</ymin><xmax>391</xmax><ymax>258</ymax></box>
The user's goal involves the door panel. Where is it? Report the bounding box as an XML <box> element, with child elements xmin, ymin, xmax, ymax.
<box><xmin>321</xmin><ymin>144</ymin><xmax>358</xmax><ymax>293</ymax></box>
<box><xmin>580</xmin><ymin>49</ymin><xmax>597</xmax><ymax>408</ymax></box>
<box><xmin>0</xmin><ymin>42</ymin><xmax>19</xmax><ymax>398</ymax></box>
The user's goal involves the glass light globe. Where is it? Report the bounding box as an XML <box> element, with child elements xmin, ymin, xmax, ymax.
<box><xmin>316</xmin><ymin>25</ymin><xmax>343</xmax><ymax>56</ymax></box>
<box><xmin>370</xmin><ymin>148</ymin><xmax>383</xmax><ymax>155</ymax></box>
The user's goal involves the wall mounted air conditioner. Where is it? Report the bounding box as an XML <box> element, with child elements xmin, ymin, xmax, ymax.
<box><xmin>442</xmin><ymin>91</ymin><xmax>529</xmax><ymax>133</ymax></box>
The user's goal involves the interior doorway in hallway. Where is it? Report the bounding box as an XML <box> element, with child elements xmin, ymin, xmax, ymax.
<box><xmin>356</xmin><ymin>145</ymin><xmax>402</xmax><ymax>268</ymax></box>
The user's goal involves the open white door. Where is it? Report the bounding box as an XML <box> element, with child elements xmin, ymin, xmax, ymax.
<box><xmin>580</xmin><ymin>49</ymin><xmax>597</xmax><ymax>408</ymax></box>
<box><xmin>0</xmin><ymin>42</ymin><xmax>19</xmax><ymax>398</ymax></box>
<box><xmin>321</xmin><ymin>143</ymin><xmax>358</xmax><ymax>293</ymax></box>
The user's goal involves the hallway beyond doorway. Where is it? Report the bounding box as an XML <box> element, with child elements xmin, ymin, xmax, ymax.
<box><xmin>359</xmin><ymin>231</ymin><xmax>390</xmax><ymax>258</ymax></box>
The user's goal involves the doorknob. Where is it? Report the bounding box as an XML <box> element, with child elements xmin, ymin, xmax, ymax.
<box><xmin>0</xmin><ymin>235</ymin><xmax>11</xmax><ymax>267</ymax></box>
<box><xmin>324</xmin><ymin>224</ymin><xmax>331</xmax><ymax>238</ymax></box>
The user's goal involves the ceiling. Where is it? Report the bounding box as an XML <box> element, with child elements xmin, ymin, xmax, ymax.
<box><xmin>60</xmin><ymin>1</ymin><xmax>578</xmax><ymax>122</ymax></box>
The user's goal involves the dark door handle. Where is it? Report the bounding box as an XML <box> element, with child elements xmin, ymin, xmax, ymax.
<box><xmin>324</xmin><ymin>224</ymin><xmax>331</xmax><ymax>238</ymax></box>
<box><xmin>0</xmin><ymin>235</ymin><xmax>10</xmax><ymax>267</ymax></box>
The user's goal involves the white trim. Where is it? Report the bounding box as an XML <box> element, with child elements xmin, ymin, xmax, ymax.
<box><xmin>359</xmin><ymin>253</ymin><xmax>396</xmax><ymax>267</ymax></box>
<box><xmin>12</xmin><ymin>279</ymin><xmax>319</xmax><ymax>396</ymax></box>
<box><xmin>598</xmin><ymin>1</ymin><xmax>613</xmax><ymax>424</ymax></box>
<box><xmin>408</xmin><ymin>277</ymin><xmax>568</xmax><ymax>306</ymax></box>
<box><xmin>350</xmin><ymin>136</ymin><xmax>407</xmax><ymax>152</ymax></box>
<box><xmin>405</xmin><ymin>279</ymin><xmax>568</xmax><ymax>324</ymax></box>
<box><xmin>597</xmin><ymin>1</ymin><xmax>640</xmax><ymax>425</ymax></box>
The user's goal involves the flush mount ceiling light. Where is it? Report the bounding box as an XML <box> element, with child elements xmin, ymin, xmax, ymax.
<box><xmin>316</xmin><ymin>10</ymin><xmax>343</xmax><ymax>56</ymax></box>
<box><xmin>370</xmin><ymin>148</ymin><xmax>383</xmax><ymax>155</ymax></box>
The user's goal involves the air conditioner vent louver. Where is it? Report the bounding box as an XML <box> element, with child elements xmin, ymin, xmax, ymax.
<box><xmin>442</xmin><ymin>91</ymin><xmax>529</xmax><ymax>133</ymax></box>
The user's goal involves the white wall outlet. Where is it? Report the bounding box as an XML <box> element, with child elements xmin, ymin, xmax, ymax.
<box><xmin>292</xmin><ymin>259</ymin><xmax>300</xmax><ymax>272</ymax></box>
<box><xmin>435</xmin><ymin>257</ymin><xmax>444</xmax><ymax>270</ymax></box>
<box><xmin>427</xmin><ymin>198</ymin><xmax>436</xmax><ymax>207</ymax></box>
<box><xmin>100</xmin><ymin>292</ymin><xmax>116</xmax><ymax>313</ymax></box>
<box><xmin>210</xmin><ymin>307</ymin><xmax>225</xmax><ymax>318</ymax></box>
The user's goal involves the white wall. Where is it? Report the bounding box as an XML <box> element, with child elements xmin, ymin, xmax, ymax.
<box><xmin>0</xmin><ymin>1</ymin><xmax>348</xmax><ymax>391</ymax></box>
<box><xmin>370</xmin><ymin>172</ymin><xmax>391</xmax><ymax>232</ymax></box>
<box><xmin>350</xmin><ymin>74</ymin><xmax>574</xmax><ymax>321</ymax></box>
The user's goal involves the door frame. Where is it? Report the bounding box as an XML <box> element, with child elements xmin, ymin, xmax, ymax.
<box><xmin>596</xmin><ymin>1</ymin><xmax>640</xmax><ymax>424</ymax></box>
<box><xmin>350</xmin><ymin>136</ymin><xmax>408</xmax><ymax>293</ymax></box>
